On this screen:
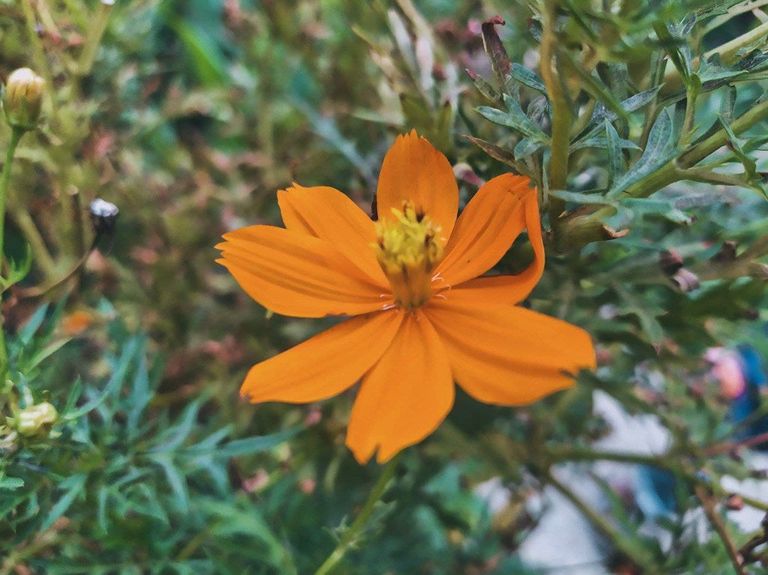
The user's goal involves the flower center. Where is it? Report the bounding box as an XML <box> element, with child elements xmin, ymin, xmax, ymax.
<box><xmin>374</xmin><ymin>202</ymin><xmax>444</xmax><ymax>309</ymax></box>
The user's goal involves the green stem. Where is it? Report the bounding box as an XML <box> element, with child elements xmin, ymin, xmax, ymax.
<box><xmin>0</xmin><ymin>128</ymin><xmax>24</xmax><ymax>380</ymax></box>
<box><xmin>76</xmin><ymin>1</ymin><xmax>115</xmax><ymax>77</ymax></box>
<box><xmin>314</xmin><ymin>456</ymin><xmax>400</xmax><ymax>575</ymax></box>
<box><xmin>539</xmin><ymin>0</ymin><xmax>572</xmax><ymax>227</ymax></box>
<box><xmin>559</xmin><ymin>97</ymin><xmax>768</xmax><ymax>249</ymax></box>
<box><xmin>546</xmin><ymin>470</ymin><xmax>658</xmax><ymax>572</ymax></box>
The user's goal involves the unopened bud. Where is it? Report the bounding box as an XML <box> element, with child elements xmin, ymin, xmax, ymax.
<box><xmin>3</xmin><ymin>68</ymin><xmax>44</xmax><ymax>131</ymax></box>
<box><xmin>89</xmin><ymin>198</ymin><xmax>119</xmax><ymax>235</ymax></box>
<box><xmin>16</xmin><ymin>401</ymin><xmax>58</xmax><ymax>436</ymax></box>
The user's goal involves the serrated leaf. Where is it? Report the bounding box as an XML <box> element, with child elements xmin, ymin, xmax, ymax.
<box><xmin>609</xmin><ymin>108</ymin><xmax>676</xmax><ymax>197</ymax></box>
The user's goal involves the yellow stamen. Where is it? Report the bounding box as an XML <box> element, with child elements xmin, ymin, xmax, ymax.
<box><xmin>374</xmin><ymin>202</ymin><xmax>444</xmax><ymax>309</ymax></box>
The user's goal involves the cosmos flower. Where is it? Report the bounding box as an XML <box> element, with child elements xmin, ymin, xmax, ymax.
<box><xmin>217</xmin><ymin>131</ymin><xmax>595</xmax><ymax>464</ymax></box>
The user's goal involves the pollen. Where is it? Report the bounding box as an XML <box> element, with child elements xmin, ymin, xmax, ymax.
<box><xmin>374</xmin><ymin>202</ymin><xmax>444</xmax><ymax>309</ymax></box>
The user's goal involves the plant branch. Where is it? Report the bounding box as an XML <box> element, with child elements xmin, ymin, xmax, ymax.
<box><xmin>314</xmin><ymin>455</ymin><xmax>400</xmax><ymax>575</ymax></box>
<box><xmin>694</xmin><ymin>484</ymin><xmax>746</xmax><ymax>574</ymax></box>
<box><xmin>539</xmin><ymin>0</ymin><xmax>571</xmax><ymax>227</ymax></box>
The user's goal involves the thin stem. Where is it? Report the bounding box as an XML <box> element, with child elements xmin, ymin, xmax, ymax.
<box><xmin>9</xmin><ymin>205</ymin><xmax>57</xmax><ymax>281</ymax></box>
<box><xmin>0</xmin><ymin>128</ymin><xmax>24</xmax><ymax>381</ymax></box>
<box><xmin>546</xmin><ymin>470</ymin><xmax>658</xmax><ymax>572</ymax></box>
<box><xmin>76</xmin><ymin>1</ymin><xmax>114</xmax><ymax>77</ymax></box>
<box><xmin>314</xmin><ymin>456</ymin><xmax>400</xmax><ymax>575</ymax></box>
<box><xmin>539</xmin><ymin>0</ymin><xmax>572</xmax><ymax>227</ymax></box>
<box><xmin>694</xmin><ymin>484</ymin><xmax>746</xmax><ymax>575</ymax></box>
<box><xmin>20</xmin><ymin>0</ymin><xmax>56</xmax><ymax>115</ymax></box>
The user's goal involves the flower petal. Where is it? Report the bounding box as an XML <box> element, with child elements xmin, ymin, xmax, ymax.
<box><xmin>217</xmin><ymin>225</ymin><xmax>391</xmax><ymax>318</ymax></box>
<box><xmin>277</xmin><ymin>184</ymin><xmax>386</xmax><ymax>285</ymax></box>
<box><xmin>376</xmin><ymin>130</ymin><xmax>458</xmax><ymax>241</ymax></box>
<box><xmin>241</xmin><ymin>310</ymin><xmax>403</xmax><ymax>403</ymax></box>
<box><xmin>436</xmin><ymin>174</ymin><xmax>540</xmax><ymax>288</ymax></box>
<box><xmin>346</xmin><ymin>311</ymin><xmax>454</xmax><ymax>463</ymax></box>
<box><xmin>425</xmin><ymin>298</ymin><xmax>595</xmax><ymax>406</ymax></box>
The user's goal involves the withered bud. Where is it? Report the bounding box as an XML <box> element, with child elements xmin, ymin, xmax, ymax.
<box><xmin>672</xmin><ymin>268</ymin><xmax>700</xmax><ymax>292</ymax></box>
<box><xmin>659</xmin><ymin>249</ymin><xmax>684</xmax><ymax>275</ymax></box>
<box><xmin>89</xmin><ymin>198</ymin><xmax>119</xmax><ymax>235</ymax></box>
<box><xmin>16</xmin><ymin>401</ymin><xmax>58</xmax><ymax>436</ymax></box>
<box><xmin>3</xmin><ymin>68</ymin><xmax>44</xmax><ymax>131</ymax></box>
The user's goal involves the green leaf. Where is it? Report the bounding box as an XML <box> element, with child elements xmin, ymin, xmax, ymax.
<box><xmin>514</xmin><ymin>137</ymin><xmax>545</xmax><ymax>160</ymax></box>
<box><xmin>24</xmin><ymin>337</ymin><xmax>71</xmax><ymax>373</ymax></box>
<box><xmin>1</xmin><ymin>241</ymin><xmax>31</xmax><ymax>291</ymax></box>
<box><xmin>464</xmin><ymin>135</ymin><xmax>532</xmax><ymax>176</ymax></box>
<box><xmin>476</xmin><ymin>95</ymin><xmax>549</xmax><ymax>141</ymax></box>
<box><xmin>40</xmin><ymin>474</ymin><xmax>87</xmax><ymax>532</ymax></box>
<box><xmin>0</xmin><ymin>476</ymin><xmax>24</xmax><ymax>490</ymax></box>
<box><xmin>17</xmin><ymin>304</ymin><xmax>50</xmax><ymax>348</ymax></box>
<box><xmin>605</xmin><ymin>120</ymin><xmax>624</xmax><ymax>186</ymax></box>
<box><xmin>154</xmin><ymin>456</ymin><xmax>190</xmax><ymax>513</ymax></box>
<box><xmin>718</xmin><ymin>115</ymin><xmax>757</xmax><ymax>180</ymax></box>
<box><xmin>63</xmin><ymin>337</ymin><xmax>140</xmax><ymax>420</ymax></box>
<box><xmin>126</xmin><ymin>344</ymin><xmax>152</xmax><ymax>441</ymax></box>
<box><xmin>622</xmin><ymin>198</ymin><xmax>693</xmax><ymax>225</ymax></box>
<box><xmin>510</xmin><ymin>63</ymin><xmax>546</xmax><ymax>92</ymax></box>
<box><xmin>549</xmin><ymin>190</ymin><xmax>615</xmax><ymax>206</ymax></box>
<box><xmin>570</xmin><ymin>134</ymin><xmax>640</xmax><ymax>152</ymax></box>
<box><xmin>466</xmin><ymin>69</ymin><xmax>500</xmax><ymax>103</ymax></box>
<box><xmin>609</xmin><ymin>108</ymin><xmax>676</xmax><ymax>197</ymax></box>
<box><xmin>185</xmin><ymin>426</ymin><xmax>302</xmax><ymax>459</ymax></box>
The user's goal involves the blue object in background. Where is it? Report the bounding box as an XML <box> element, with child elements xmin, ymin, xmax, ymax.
<box><xmin>732</xmin><ymin>345</ymin><xmax>768</xmax><ymax>448</ymax></box>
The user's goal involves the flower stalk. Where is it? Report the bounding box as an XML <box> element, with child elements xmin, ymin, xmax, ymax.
<box><xmin>314</xmin><ymin>455</ymin><xmax>400</xmax><ymax>575</ymax></box>
<box><xmin>0</xmin><ymin>127</ymin><xmax>24</xmax><ymax>380</ymax></box>
<box><xmin>539</xmin><ymin>0</ymin><xmax>572</xmax><ymax>231</ymax></box>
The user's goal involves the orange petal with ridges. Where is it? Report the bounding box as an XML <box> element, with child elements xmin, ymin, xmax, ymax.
<box><xmin>241</xmin><ymin>310</ymin><xmax>403</xmax><ymax>403</ymax></box>
<box><xmin>277</xmin><ymin>184</ymin><xmax>386</xmax><ymax>285</ymax></box>
<box><xmin>436</xmin><ymin>174</ymin><xmax>539</xmax><ymax>287</ymax></box>
<box><xmin>346</xmin><ymin>311</ymin><xmax>454</xmax><ymax>463</ymax></box>
<box><xmin>217</xmin><ymin>225</ymin><xmax>390</xmax><ymax>318</ymax></box>
<box><xmin>425</xmin><ymin>299</ymin><xmax>595</xmax><ymax>406</ymax></box>
<box><xmin>376</xmin><ymin>130</ymin><xmax>458</xmax><ymax>241</ymax></box>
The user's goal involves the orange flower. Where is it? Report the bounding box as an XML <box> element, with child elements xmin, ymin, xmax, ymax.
<box><xmin>217</xmin><ymin>131</ymin><xmax>595</xmax><ymax>464</ymax></box>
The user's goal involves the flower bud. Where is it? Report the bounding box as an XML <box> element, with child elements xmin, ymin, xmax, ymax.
<box><xmin>89</xmin><ymin>198</ymin><xmax>119</xmax><ymax>235</ymax></box>
<box><xmin>16</xmin><ymin>401</ymin><xmax>58</xmax><ymax>437</ymax></box>
<box><xmin>3</xmin><ymin>68</ymin><xmax>45</xmax><ymax>131</ymax></box>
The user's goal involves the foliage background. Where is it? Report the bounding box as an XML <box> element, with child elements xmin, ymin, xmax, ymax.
<box><xmin>2</xmin><ymin>0</ymin><xmax>768</xmax><ymax>573</ymax></box>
